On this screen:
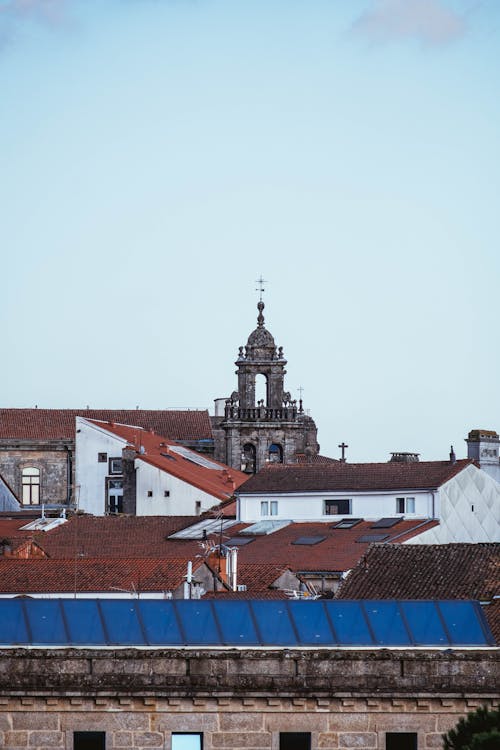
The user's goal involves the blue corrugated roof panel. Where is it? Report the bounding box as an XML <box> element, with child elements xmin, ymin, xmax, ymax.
<box><xmin>0</xmin><ymin>599</ymin><xmax>493</xmax><ymax>648</ymax></box>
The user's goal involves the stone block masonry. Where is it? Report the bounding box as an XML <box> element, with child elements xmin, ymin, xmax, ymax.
<box><xmin>0</xmin><ymin>649</ymin><xmax>498</xmax><ymax>749</ymax></box>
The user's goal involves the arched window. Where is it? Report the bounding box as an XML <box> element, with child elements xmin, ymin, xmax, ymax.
<box><xmin>241</xmin><ymin>443</ymin><xmax>257</xmax><ymax>474</ymax></box>
<box><xmin>22</xmin><ymin>467</ymin><xmax>40</xmax><ymax>505</ymax></box>
<box><xmin>268</xmin><ymin>443</ymin><xmax>283</xmax><ymax>463</ymax></box>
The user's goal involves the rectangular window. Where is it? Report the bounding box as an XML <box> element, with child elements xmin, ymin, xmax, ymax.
<box><xmin>195</xmin><ymin>500</ymin><xmax>201</xmax><ymax>515</ymax></box>
<box><xmin>324</xmin><ymin>499</ymin><xmax>351</xmax><ymax>515</ymax></box>
<box><xmin>164</xmin><ymin>490</ymin><xmax>170</xmax><ymax>497</ymax></box>
<box><xmin>108</xmin><ymin>457</ymin><xmax>122</xmax><ymax>474</ymax></box>
<box><xmin>74</xmin><ymin>732</ymin><xmax>106</xmax><ymax>750</ymax></box>
<box><xmin>98</xmin><ymin>453</ymin><xmax>107</xmax><ymax>463</ymax></box>
<box><xmin>386</xmin><ymin>732</ymin><xmax>417</xmax><ymax>750</ymax></box>
<box><xmin>396</xmin><ymin>497</ymin><xmax>415</xmax><ymax>514</ymax></box>
<box><xmin>270</xmin><ymin>501</ymin><xmax>278</xmax><ymax>516</ymax></box>
<box><xmin>261</xmin><ymin>501</ymin><xmax>269</xmax><ymax>516</ymax></box>
<box><xmin>279</xmin><ymin>733</ymin><xmax>311</xmax><ymax>750</ymax></box>
<box><xmin>172</xmin><ymin>733</ymin><xmax>203</xmax><ymax>750</ymax></box>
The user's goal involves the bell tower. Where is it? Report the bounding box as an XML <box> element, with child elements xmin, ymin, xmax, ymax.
<box><xmin>211</xmin><ymin>288</ymin><xmax>319</xmax><ymax>474</ymax></box>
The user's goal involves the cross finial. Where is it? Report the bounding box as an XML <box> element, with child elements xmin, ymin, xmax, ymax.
<box><xmin>338</xmin><ymin>442</ymin><xmax>348</xmax><ymax>462</ymax></box>
<box><xmin>255</xmin><ymin>275</ymin><xmax>267</xmax><ymax>302</ymax></box>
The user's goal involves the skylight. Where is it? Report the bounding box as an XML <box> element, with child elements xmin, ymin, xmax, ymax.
<box><xmin>370</xmin><ymin>517</ymin><xmax>401</xmax><ymax>529</ymax></box>
<box><xmin>239</xmin><ymin>520</ymin><xmax>291</xmax><ymax>536</ymax></box>
<box><xmin>292</xmin><ymin>536</ymin><xmax>326</xmax><ymax>546</ymax></box>
<box><xmin>168</xmin><ymin>518</ymin><xmax>239</xmax><ymax>540</ymax></box>
<box><xmin>331</xmin><ymin>518</ymin><xmax>362</xmax><ymax>529</ymax></box>
<box><xmin>224</xmin><ymin>537</ymin><xmax>255</xmax><ymax>547</ymax></box>
<box><xmin>356</xmin><ymin>534</ymin><xmax>390</xmax><ymax>543</ymax></box>
<box><xmin>168</xmin><ymin>445</ymin><xmax>222</xmax><ymax>470</ymax></box>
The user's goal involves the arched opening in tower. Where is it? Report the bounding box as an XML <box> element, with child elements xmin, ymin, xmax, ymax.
<box><xmin>268</xmin><ymin>443</ymin><xmax>283</xmax><ymax>463</ymax></box>
<box><xmin>254</xmin><ymin>373</ymin><xmax>268</xmax><ymax>407</ymax></box>
<box><xmin>241</xmin><ymin>443</ymin><xmax>257</xmax><ymax>474</ymax></box>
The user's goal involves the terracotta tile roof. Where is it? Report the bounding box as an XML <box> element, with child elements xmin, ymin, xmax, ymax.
<box><xmin>294</xmin><ymin>454</ymin><xmax>339</xmax><ymax>464</ymax></box>
<box><xmin>8</xmin><ymin>513</ymin><xmax>435</xmax><ymax>577</ymax></box>
<box><xmin>212</xmin><ymin>519</ymin><xmax>437</xmax><ymax>573</ymax></box>
<box><xmin>336</xmin><ymin>543</ymin><xmax>500</xmax><ymax>601</ymax></box>
<box><xmin>202</xmin><ymin>590</ymin><xmax>288</xmax><ymax>600</ymax></box>
<box><xmin>0</xmin><ymin>557</ymin><xmax>203</xmax><ymax>594</ymax></box>
<box><xmin>0</xmin><ymin>409</ymin><xmax>212</xmax><ymax>441</ymax></box>
<box><xmin>85</xmin><ymin>419</ymin><xmax>248</xmax><ymax>501</ymax></box>
<box><xmin>27</xmin><ymin>515</ymin><xmax>204</xmax><ymax>559</ymax></box>
<box><xmin>239</xmin><ymin>459</ymin><xmax>473</xmax><ymax>494</ymax></box>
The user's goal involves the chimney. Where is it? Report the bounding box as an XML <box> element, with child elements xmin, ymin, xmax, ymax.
<box><xmin>449</xmin><ymin>445</ymin><xmax>456</xmax><ymax>464</ymax></box>
<box><xmin>389</xmin><ymin>452</ymin><xmax>420</xmax><ymax>463</ymax></box>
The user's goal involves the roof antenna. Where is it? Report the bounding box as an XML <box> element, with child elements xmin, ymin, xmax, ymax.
<box><xmin>449</xmin><ymin>445</ymin><xmax>456</xmax><ymax>464</ymax></box>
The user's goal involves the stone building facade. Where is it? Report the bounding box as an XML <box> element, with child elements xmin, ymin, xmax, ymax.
<box><xmin>212</xmin><ymin>301</ymin><xmax>319</xmax><ymax>473</ymax></box>
<box><xmin>0</xmin><ymin>648</ymin><xmax>498</xmax><ymax>750</ymax></box>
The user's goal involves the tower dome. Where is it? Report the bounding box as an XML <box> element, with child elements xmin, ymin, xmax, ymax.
<box><xmin>244</xmin><ymin>301</ymin><xmax>277</xmax><ymax>361</ymax></box>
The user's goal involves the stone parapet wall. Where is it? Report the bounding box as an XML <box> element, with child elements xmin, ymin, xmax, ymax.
<box><xmin>1</xmin><ymin>648</ymin><xmax>498</xmax><ymax>696</ymax></box>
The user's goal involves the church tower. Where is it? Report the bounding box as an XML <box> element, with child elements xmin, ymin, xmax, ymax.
<box><xmin>212</xmin><ymin>298</ymin><xmax>319</xmax><ymax>473</ymax></box>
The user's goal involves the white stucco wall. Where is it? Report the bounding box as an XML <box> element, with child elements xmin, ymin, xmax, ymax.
<box><xmin>75</xmin><ymin>418</ymin><xmax>127</xmax><ymax>516</ymax></box>
<box><xmin>135</xmin><ymin>459</ymin><xmax>221</xmax><ymax>516</ymax></box>
<box><xmin>237</xmin><ymin>490</ymin><xmax>435</xmax><ymax>523</ymax></box>
<box><xmin>405</xmin><ymin>464</ymin><xmax>500</xmax><ymax>543</ymax></box>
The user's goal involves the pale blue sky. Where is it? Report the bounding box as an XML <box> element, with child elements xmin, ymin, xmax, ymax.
<box><xmin>1</xmin><ymin>0</ymin><xmax>499</xmax><ymax>462</ymax></box>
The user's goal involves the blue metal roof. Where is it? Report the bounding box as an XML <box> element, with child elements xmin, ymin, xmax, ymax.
<box><xmin>0</xmin><ymin>599</ymin><xmax>494</xmax><ymax>648</ymax></box>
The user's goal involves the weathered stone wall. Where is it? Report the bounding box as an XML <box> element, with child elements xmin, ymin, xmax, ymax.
<box><xmin>0</xmin><ymin>648</ymin><xmax>498</xmax><ymax>748</ymax></box>
<box><xmin>0</xmin><ymin>695</ymin><xmax>498</xmax><ymax>749</ymax></box>
<box><xmin>0</xmin><ymin>440</ymin><xmax>73</xmax><ymax>505</ymax></box>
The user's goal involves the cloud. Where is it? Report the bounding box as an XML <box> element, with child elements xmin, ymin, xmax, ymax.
<box><xmin>0</xmin><ymin>0</ymin><xmax>67</xmax><ymax>25</ymax></box>
<box><xmin>353</xmin><ymin>0</ymin><xmax>467</xmax><ymax>46</ymax></box>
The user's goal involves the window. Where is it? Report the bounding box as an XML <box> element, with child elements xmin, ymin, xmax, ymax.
<box><xmin>108</xmin><ymin>457</ymin><xmax>122</xmax><ymax>475</ymax></box>
<box><xmin>195</xmin><ymin>500</ymin><xmax>201</xmax><ymax>515</ymax></box>
<box><xmin>396</xmin><ymin>497</ymin><xmax>415</xmax><ymax>514</ymax></box>
<box><xmin>164</xmin><ymin>490</ymin><xmax>170</xmax><ymax>497</ymax></box>
<box><xmin>386</xmin><ymin>733</ymin><xmax>417</xmax><ymax>750</ymax></box>
<box><xmin>172</xmin><ymin>733</ymin><xmax>203</xmax><ymax>750</ymax></box>
<box><xmin>97</xmin><ymin>453</ymin><xmax>107</xmax><ymax>463</ymax></box>
<box><xmin>22</xmin><ymin>467</ymin><xmax>40</xmax><ymax>505</ymax></box>
<box><xmin>324</xmin><ymin>499</ymin><xmax>351</xmax><ymax>515</ymax></box>
<box><xmin>270</xmin><ymin>500</ymin><xmax>278</xmax><ymax>516</ymax></box>
<box><xmin>74</xmin><ymin>732</ymin><xmax>105</xmax><ymax>750</ymax></box>
<box><xmin>106</xmin><ymin>478</ymin><xmax>123</xmax><ymax>514</ymax></box>
<box><xmin>147</xmin><ymin>490</ymin><xmax>153</xmax><ymax>497</ymax></box>
<box><xmin>280</xmin><ymin>733</ymin><xmax>311</xmax><ymax>750</ymax></box>
<box><xmin>261</xmin><ymin>501</ymin><xmax>269</xmax><ymax>516</ymax></box>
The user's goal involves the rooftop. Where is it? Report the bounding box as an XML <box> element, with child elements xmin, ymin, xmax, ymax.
<box><xmin>239</xmin><ymin>459</ymin><xmax>473</xmax><ymax>494</ymax></box>
<box><xmin>0</xmin><ymin>408</ymin><xmax>213</xmax><ymax>442</ymax></box>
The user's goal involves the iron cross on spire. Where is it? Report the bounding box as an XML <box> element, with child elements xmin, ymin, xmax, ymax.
<box><xmin>255</xmin><ymin>275</ymin><xmax>267</xmax><ymax>302</ymax></box>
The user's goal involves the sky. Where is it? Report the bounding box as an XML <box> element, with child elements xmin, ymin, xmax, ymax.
<box><xmin>1</xmin><ymin>0</ymin><xmax>499</xmax><ymax>463</ymax></box>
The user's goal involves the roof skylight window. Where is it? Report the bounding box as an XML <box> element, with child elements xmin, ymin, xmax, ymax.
<box><xmin>292</xmin><ymin>536</ymin><xmax>326</xmax><ymax>546</ymax></box>
<box><xmin>355</xmin><ymin>533</ymin><xmax>390</xmax><ymax>543</ymax></box>
<box><xmin>331</xmin><ymin>518</ymin><xmax>362</xmax><ymax>529</ymax></box>
<box><xmin>168</xmin><ymin>445</ymin><xmax>222</xmax><ymax>470</ymax></box>
<box><xmin>370</xmin><ymin>518</ymin><xmax>401</xmax><ymax>529</ymax></box>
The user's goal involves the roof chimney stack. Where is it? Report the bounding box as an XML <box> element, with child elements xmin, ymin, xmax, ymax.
<box><xmin>449</xmin><ymin>445</ymin><xmax>456</xmax><ymax>464</ymax></box>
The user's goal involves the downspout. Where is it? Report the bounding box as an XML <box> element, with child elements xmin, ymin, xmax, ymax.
<box><xmin>65</xmin><ymin>446</ymin><xmax>73</xmax><ymax>506</ymax></box>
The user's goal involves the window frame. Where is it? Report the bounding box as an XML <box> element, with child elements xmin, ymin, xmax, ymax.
<box><xmin>171</xmin><ymin>732</ymin><xmax>203</xmax><ymax>750</ymax></box>
<box><xmin>279</xmin><ymin>732</ymin><xmax>311</xmax><ymax>750</ymax></box>
<box><xmin>108</xmin><ymin>457</ymin><xmax>123</xmax><ymax>475</ymax></box>
<box><xmin>21</xmin><ymin>467</ymin><xmax>41</xmax><ymax>506</ymax></box>
<box><xmin>323</xmin><ymin>498</ymin><xmax>351</xmax><ymax>516</ymax></box>
<box><xmin>73</xmin><ymin>731</ymin><xmax>106</xmax><ymax>750</ymax></box>
<box><xmin>396</xmin><ymin>497</ymin><xmax>416</xmax><ymax>514</ymax></box>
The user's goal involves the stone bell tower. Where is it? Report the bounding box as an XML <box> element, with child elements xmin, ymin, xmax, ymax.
<box><xmin>212</xmin><ymin>298</ymin><xmax>319</xmax><ymax>473</ymax></box>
